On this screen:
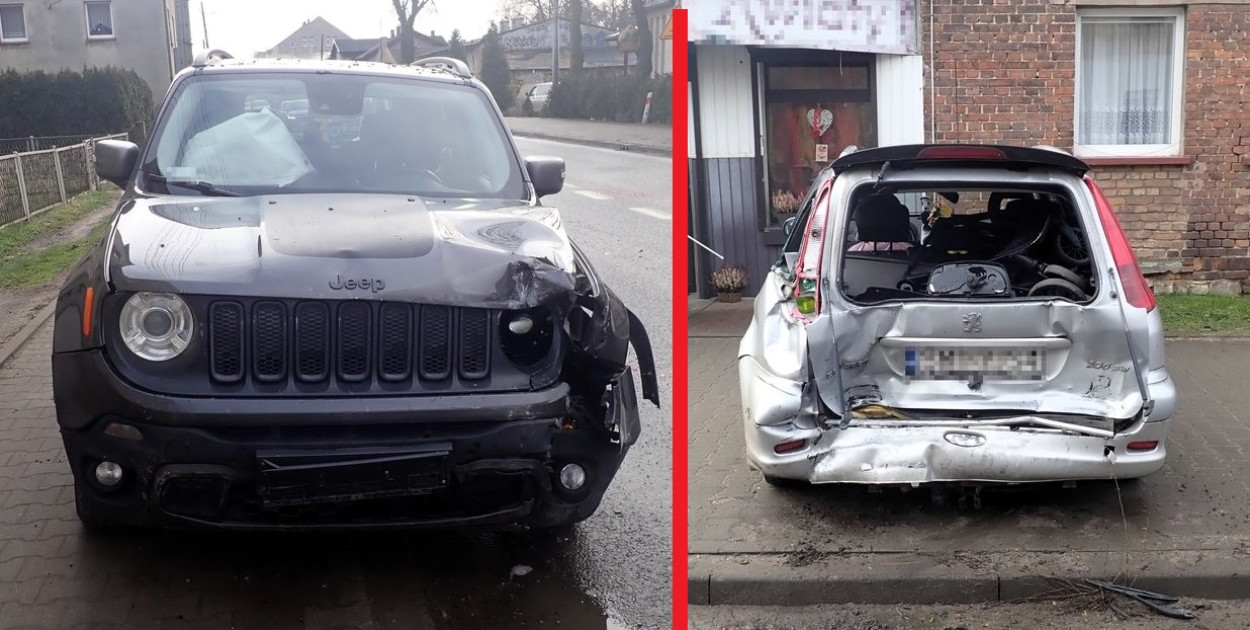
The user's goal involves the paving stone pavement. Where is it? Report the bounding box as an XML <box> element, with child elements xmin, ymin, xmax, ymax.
<box><xmin>688</xmin><ymin>301</ymin><xmax>1250</xmax><ymax>599</ymax></box>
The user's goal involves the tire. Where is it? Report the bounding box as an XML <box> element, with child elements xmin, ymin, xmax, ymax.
<box><xmin>73</xmin><ymin>484</ymin><xmax>122</xmax><ymax>532</ymax></box>
<box><xmin>1028</xmin><ymin>277</ymin><xmax>1087</xmax><ymax>301</ymax></box>
<box><xmin>1040</xmin><ymin>264</ymin><xmax>1086</xmax><ymax>289</ymax></box>
<box><xmin>1052</xmin><ymin>227</ymin><xmax>1090</xmax><ymax>266</ymax></box>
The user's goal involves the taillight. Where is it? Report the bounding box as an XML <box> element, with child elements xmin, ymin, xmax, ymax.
<box><xmin>1085</xmin><ymin>178</ymin><xmax>1156</xmax><ymax>312</ymax></box>
<box><xmin>793</xmin><ymin>180</ymin><xmax>834</xmax><ymax>317</ymax></box>
<box><xmin>1127</xmin><ymin>441</ymin><xmax>1159</xmax><ymax>452</ymax></box>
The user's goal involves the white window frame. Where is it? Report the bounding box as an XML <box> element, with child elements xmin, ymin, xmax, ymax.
<box><xmin>0</xmin><ymin>4</ymin><xmax>27</xmax><ymax>44</ymax></box>
<box><xmin>1074</xmin><ymin>7</ymin><xmax>1185</xmax><ymax>158</ymax></box>
<box><xmin>85</xmin><ymin>1</ymin><xmax>114</xmax><ymax>40</ymax></box>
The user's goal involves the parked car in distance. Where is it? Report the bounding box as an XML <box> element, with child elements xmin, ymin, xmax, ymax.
<box><xmin>524</xmin><ymin>82</ymin><xmax>552</xmax><ymax>114</ymax></box>
<box><xmin>739</xmin><ymin>144</ymin><xmax>1174</xmax><ymax>488</ymax></box>
<box><xmin>52</xmin><ymin>53</ymin><xmax>659</xmax><ymax>531</ymax></box>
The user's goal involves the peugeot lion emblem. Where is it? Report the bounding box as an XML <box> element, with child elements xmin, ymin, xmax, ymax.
<box><xmin>962</xmin><ymin>312</ymin><xmax>983</xmax><ymax>334</ymax></box>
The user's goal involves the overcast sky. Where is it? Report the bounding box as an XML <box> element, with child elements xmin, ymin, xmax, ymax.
<box><xmin>191</xmin><ymin>0</ymin><xmax>501</xmax><ymax>57</ymax></box>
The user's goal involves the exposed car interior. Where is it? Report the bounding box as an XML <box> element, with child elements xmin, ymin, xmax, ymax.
<box><xmin>839</xmin><ymin>185</ymin><xmax>1097</xmax><ymax>304</ymax></box>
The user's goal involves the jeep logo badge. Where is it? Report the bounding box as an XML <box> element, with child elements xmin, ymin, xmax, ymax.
<box><xmin>329</xmin><ymin>275</ymin><xmax>386</xmax><ymax>292</ymax></box>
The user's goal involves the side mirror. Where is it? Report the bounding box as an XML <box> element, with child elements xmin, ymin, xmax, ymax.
<box><xmin>95</xmin><ymin>139</ymin><xmax>140</xmax><ymax>189</ymax></box>
<box><xmin>783</xmin><ymin>216</ymin><xmax>799</xmax><ymax>236</ymax></box>
<box><xmin>525</xmin><ymin>156</ymin><xmax>565</xmax><ymax>198</ymax></box>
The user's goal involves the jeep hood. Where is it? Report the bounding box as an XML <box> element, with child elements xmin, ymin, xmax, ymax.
<box><xmin>105</xmin><ymin>194</ymin><xmax>579</xmax><ymax>309</ymax></box>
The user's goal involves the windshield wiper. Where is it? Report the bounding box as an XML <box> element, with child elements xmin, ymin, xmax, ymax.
<box><xmin>147</xmin><ymin>174</ymin><xmax>241</xmax><ymax>197</ymax></box>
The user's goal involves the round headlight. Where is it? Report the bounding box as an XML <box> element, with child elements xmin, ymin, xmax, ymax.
<box><xmin>119</xmin><ymin>292</ymin><xmax>193</xmax><ymax>361</ymax></box>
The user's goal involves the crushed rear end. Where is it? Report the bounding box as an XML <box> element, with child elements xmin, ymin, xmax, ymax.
<box><xmin>739</xmin><ymin>145</ymin><xmax>1177</xmax><ymax>485</ymax></box>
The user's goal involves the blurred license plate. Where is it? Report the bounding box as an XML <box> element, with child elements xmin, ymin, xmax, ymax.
<box><xmin>904</xmin><ymin>347</ymin><xmax>1044</xmax><ymax>381</ymax></box>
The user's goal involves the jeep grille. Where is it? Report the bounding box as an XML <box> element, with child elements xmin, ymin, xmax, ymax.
<box><xmin>208</xmin><ymin>300</ymin><xmax>494</xmax><ymax>386</ymax></box>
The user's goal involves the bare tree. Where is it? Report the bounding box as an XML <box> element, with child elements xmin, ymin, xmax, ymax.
<box><xmin>629</xmin><ymin>0</ymin><xmax>651</xmax><ymax>77</ymax></box>
<box><xmin>584</xmin><ymin>0</ymin><xmax>628</xmax><ymax>30</ymax></box>
<box><xmin>498</xmin><ymin>0</ymin><xmax>549</xmax><ymax>23</ymax></box>
<box><xmin>391</xmin><ymin>0</ymin><xmax>435</xmax><ymax>64</ymax></box>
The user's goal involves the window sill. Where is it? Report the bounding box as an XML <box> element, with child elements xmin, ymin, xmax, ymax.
<box><xmin>1080</xmin><ymin>156</ymin><xmax>1193</xmax><ymax>167</ymax></box>
<box><xmin>87</xmin><ymin>35</ymin><xmax>117</xmax><ymax>41</ymax></box>
<box><xmin>0</xmin><ymin>39</ymin><xmax>29</xmax><ymax>45</ymax></box>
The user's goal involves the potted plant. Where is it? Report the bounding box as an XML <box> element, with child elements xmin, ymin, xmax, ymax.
<box><xmin>771</xmin><ymin>189</ymin><xmax>799</xmax><ymax>215</ymax></box>
<box><xmin>710</xmin><ymin>265</ymin><xmax>749</xmax><ymax>303</ymax></box>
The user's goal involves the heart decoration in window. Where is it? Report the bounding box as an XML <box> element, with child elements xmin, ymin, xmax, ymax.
<box><xmin>807</xmin><ymin>107</ymin><xmax>833</xmax><ymax>138</ymax></box>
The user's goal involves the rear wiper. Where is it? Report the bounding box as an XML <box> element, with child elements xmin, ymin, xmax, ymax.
<box><xmin>147</xmin><ymin>174</ymin><xmax>241</xmax><ymax>197</ymax></box>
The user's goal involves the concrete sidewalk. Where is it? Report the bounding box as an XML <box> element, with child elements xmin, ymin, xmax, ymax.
<box><xmin>688</xmin><ymin>297</ymin><xmax>1250</xmax><ymax>606</ymax></box>
<box><xmin>505</xmin><ymin>116</ymin><xmax>670</xmax><ymax>155</ymax></box>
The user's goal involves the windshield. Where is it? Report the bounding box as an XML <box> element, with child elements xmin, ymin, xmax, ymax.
<box><xmin>142</xmin><ymin>72</ymin><xmax>525</xmax><ymax>199</ymax></box>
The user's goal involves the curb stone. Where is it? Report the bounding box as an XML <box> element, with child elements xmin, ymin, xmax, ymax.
<box><xmin>0</xmin><ymin>301</ymin><xmax>55</xmax><ymax>369</ymax></box>
<box><xmin>509</xmin><ymin>130</ymin><xmax>671</xmax><ymax>156</ymax></box>
<box><xmin>690</xmin><ymin>552</ymin><xmax>1250</xmax><ymax>606</ymax></box>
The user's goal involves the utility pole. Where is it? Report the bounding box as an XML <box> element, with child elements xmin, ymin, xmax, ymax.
<box><xmin>199</xmin><ymin>2</ymin><xmax>209</xmax><ymax>48</ymax></box>
<box><xmin>551</xmin><ymin>0</ymin><xmax>559</xmax><ymax>84</ymax></box>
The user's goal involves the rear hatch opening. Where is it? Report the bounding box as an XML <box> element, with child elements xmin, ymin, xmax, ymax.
<box><xmin>837</xmin><ymin>184</ymin><xmax>1098</xmax><ymax>306</ymax></box>
<box><xmin>805</xmin><ymin>175</ymin><xmax>1150</xmax><ymax>424</ymax></box>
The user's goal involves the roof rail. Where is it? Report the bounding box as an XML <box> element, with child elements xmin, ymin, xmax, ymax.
<box><xmin>192</xmin><ymin>49</ymin><xmax>235</xmax><ymax>68</ymax></box>
<box><xmin>410</xmin><ymin>56</ymin><xmax>472</xmax><ymax>78</ymax></box>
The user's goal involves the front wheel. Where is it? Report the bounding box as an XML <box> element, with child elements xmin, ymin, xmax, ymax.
<box><xmin>73</xmin><ymin>483</ymin><xmax>125</xmax><ymax>532</ymax></box>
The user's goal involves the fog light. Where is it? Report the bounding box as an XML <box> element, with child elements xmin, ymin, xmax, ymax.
<box><xmin>558</xmin><ymin>463</ymin><xmax>586</xmax><ymax>491</ymax></box>
<box><xmin>94</xmin><ymin>461</ymin><xmax>124</xmax><ymax>487</ymax></box>
<box><xmin>507</xmin><ymin>315</ymin><xmax>534</xmax><ymax>334</ymax></box>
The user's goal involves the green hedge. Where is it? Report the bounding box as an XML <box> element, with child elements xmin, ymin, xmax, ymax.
<box><xmin>0</xmin><ymin>67</ymin><xmax>152</xmax><ymax>140</ymax></box>
<box><xmin>547</xmin><ymin>73</ymin><xmax>671</xmax><ymax>125</ymax></box>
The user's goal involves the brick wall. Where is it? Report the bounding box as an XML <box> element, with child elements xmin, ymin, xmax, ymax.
<box><xmin>920</xmin><ymin>0</ymin><xmax>1250</xmax><ymax>293</ymax></box>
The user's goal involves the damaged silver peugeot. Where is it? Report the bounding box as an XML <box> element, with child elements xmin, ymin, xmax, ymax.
<box><xmin>51</xmin><ymin>53</ymin><xmax>658</xmax><ymax>530</ymax></box>
<box><xmin>740</xmin><ymin>145</ymin><xmax>1175</xmax><ymax>487</ymax></box>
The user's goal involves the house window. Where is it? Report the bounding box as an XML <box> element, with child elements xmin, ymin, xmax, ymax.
<box><xmin>85</xmin><ymin>1</ymin><xmax>114</xmax><ymax>39</ymax></box>
<box><xmin>755</xmin><ymin>50</ymin><xmax>876</xmax><ymax>229</ymax></box>
<box><xmin>1076</xmin><ymin>8</ymin><xmax>1185</xmax><ymax>158</ymax></box>
<box><xmin>0</xmin><ymin>4</ymin><xmax>27</xmax><ymax>43</ymax></box>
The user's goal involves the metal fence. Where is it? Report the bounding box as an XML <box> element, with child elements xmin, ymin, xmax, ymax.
<box><xmin>0</xmin><ymin>133</ymin><xmax>127</xmax><ymax>228</ymax></box>
<box><xmin>0</xmin><ymin>134</ymin><xmax>106</xmax><ymax>156</ymax></box>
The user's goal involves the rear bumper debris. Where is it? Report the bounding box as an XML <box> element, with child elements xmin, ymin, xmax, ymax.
<box><xmin>747</xmin><ymin>418</ymin><xmax>1168</xmax><ymax>484</ymax></box>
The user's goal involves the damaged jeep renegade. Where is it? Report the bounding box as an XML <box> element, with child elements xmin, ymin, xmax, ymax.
<box><xmin>51</xmin><ymin>53</ymin><xmax>659</xmax><ymax>530</ymax></box>
<box><xmin>740</xmin><ymin>145</ymin><xmax>1175</xmax><ymax>487</ymax></box>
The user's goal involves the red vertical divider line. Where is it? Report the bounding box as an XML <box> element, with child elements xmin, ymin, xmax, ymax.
<box><xmin>670</xmin><ymin>7</ymin><xmax>689</xmax><ymax>630</ymax></box>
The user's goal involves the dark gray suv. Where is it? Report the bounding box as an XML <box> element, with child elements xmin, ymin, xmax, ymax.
<box><xmin>51</xmin><ymin>52</ymin><xmax>658</xmax><ymax>531</ymax></box>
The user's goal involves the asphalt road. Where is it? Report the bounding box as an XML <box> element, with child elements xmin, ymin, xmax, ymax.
<box><xmin>513</xmin><ymin>137</ymin><xmax>675</xmax><ymax>630</ymax></box>
<box><xmin>0</xmin><ymin>137</ymin><xmax>673</xmax><ymax>630</ymax></box>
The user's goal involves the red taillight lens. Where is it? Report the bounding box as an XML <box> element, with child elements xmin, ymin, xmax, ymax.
<box><xmin>1127</xmin><ymin>440</ymin><xmax>1159</xmax><ymax>452</ymax></box>
<box><xmin>1085</xmin><ymin>178</ymin><xmax>1156</xmax><ymax>312</ymax></box>
<box><xmin>774</xmin><ymin>439</ymin><xmax>807</xmax><ymax>454</ymax></box>
<box><xmin>917</xmin><ymin>146</ymin><xmax>1006</xmax><ymax>160</ymax></box>
<box><xmin>793</xmin><ymin>180</ymin><xmax>834</xmax><ymax>317</ymax></box>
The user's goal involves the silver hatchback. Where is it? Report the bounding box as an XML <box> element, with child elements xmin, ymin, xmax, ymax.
<box><xmin>739</xmin><ymin>145</ymin><xmax>1176</xmax><ymax>486</ymax></box>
